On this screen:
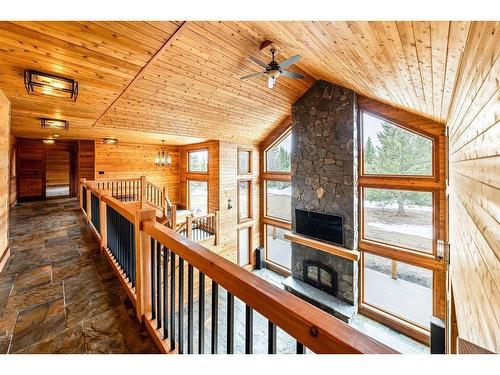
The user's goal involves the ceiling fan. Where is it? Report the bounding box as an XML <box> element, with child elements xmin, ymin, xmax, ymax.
<box><xmin>240</xmin><ymin>47</ymin><xmax>304</xmax><ymax>89</ymax></box>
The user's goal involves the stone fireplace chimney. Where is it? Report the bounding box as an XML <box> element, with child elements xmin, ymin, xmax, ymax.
<box><xmin>284</xmin><ymin>80</ymin><xmax>359</xmax><ymax>322</ymax></box>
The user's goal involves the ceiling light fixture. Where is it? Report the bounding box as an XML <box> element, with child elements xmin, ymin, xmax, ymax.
<box><xmin>103</xmin><ymin>138</ymin><xmax>118</xmax><ymax>145</ymax></box>
<box><xmin>42</xmin><ymin>139</ymin><xmax>55</xmax><ymax>145</ymax></box>
<box><xmin>24</xmin><ymin>70</ymin><xmax>78</xmax><ymax>101</ymax></box>
<box><xmin>53</xmin><ymin>134</ymin><xmax>60</xmax><ymax>138</ymax></box>
<box><xmin>155</xmin><ymin>140</ymin><xmax>171</xmax><ymax>167</ymax></box>
<box><xmin>40</xmin><ymin>118</ymin><xmax>69</xmax><ymax>130</ymax></box>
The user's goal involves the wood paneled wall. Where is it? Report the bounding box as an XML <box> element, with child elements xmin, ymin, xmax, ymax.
<box><xmin>46</xmin><ymin>151</ymin><xmax>70</xmax><ymax>186</ymax></box>
<box><xmin>218</xmin><ymin>141</ymin><xmax>260</xmax><ymax>264</ymax></box>
<box><xmin>0</xmin><ymin>89</ymin><xmax>10</xmax><ymax>272</ymax></box>
<box><xmin>95</xmin><ymin>141</ymin><xmax>180</xmax><ymax>204</ymax></box>
<box><xmin>179</xmin><ymin>141</ymin><xmax>219</xmax><ymax>212</ymax></box>
<box><xmin>447</xmin><ymin>21</ymin><xmax>499</xmax><ymax>353</ymax></box>
<box><xmin>77</xmin><ymin>140</ymin><xmax>95</xmax><ymax>182</ymax></box>
<box><xmin>9</xmin><ymin>135</ymin><xmax>16</xmax><ymax>206</ymax></box>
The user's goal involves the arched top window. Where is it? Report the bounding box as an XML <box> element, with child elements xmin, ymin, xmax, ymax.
<box><xmin>361</xmin><ymin>111</ymin><xmax>433</xmax><ymax>176</ymax></box>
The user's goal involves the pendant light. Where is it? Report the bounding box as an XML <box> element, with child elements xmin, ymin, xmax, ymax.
<box><xmin>156</xmin><ymin>140</ymin><xmax>171</xmax><ymax>167</ymax></box>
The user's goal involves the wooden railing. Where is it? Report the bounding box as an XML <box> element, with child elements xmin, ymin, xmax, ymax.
<box><xmin>78</xmin><ymin>179</ymin><xmax>396</xmax><ymax>354</ymax></box>
<box><xmin>91</xmin><ymin>177</ymin><xmax>142</xmax><ymax>202</ymax></box>
<box><xmin>178</xmin><ymin>212</ymin><xmax>219</xmax><ymax>244</ymax></box>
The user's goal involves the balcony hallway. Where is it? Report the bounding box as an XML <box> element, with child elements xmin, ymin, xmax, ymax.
<box><xmin>0</xmin><ymin>198</ymin><xmax>158</xmax><ymax>353</ymax></box>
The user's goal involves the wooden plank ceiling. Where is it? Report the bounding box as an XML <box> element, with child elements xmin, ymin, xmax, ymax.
<box><xmin>0</xmin><ymin>21</ymin><xmax>471</xmax><ymax>145</ymax></box>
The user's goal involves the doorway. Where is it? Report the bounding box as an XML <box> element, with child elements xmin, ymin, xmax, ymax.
<box><xmin>45</xmin><ymin>150</ymin><xmax>71</xmax><ymax>198</ymax></box>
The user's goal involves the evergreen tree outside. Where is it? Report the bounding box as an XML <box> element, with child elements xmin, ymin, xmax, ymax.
<box><xmin>363</xmin><ymin>119</ymin><xmax>433</xmax><ymax>215</ymax></box>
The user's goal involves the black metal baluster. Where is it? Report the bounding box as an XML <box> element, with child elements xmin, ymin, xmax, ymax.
<box><xmin>245</xmin><ymin>305</ymin><xmax>253</xmax><ymax>354</ymax></box>
<box><xmin>156</xmin><ymin>240</ymin><xmax>162</xmax><ymax>330</ymax></box>
<box><xmin>170</xmin><ymin>251</ymin><xmax>176</xmax><ymax>351</ymax></box>
<box><xmin>296</xmin><ymin>341</ymin><xmax>306</xmax><ymax>354</ymax></box>
<box><xmin>178</xmin><ymin>257</ymin><xmax>184</xmax><ymax>354</ymax></box>
<box><xmin>131</xmin><ymin>221</ymin><xmax>135</xmax><ymax>287</ymax></box>
<box><xmin>198</xmin><ymin>272</ymin><xmax>205</xmax><ymax>354</ymax></box>
<box><xmin>227</xmin><ymin>292</ymin><xmax>234</xmax><ymax>354</ymax></box>
<box><xmin>151</xmin><ymin>238</ymin><xmax>156</xmax><ymax>320</ymax></box>
<box><xmin>268</xmin><ymin>321</ymin><xmax>277</xmax><ymax>354</ymax></box>
<box><xmin>163</xmin><ymin>246</ymin><xmax>169</xmax><ymax>339</ymax></box>
<box><xmin>187</xmin><ymin>264</ymin><xmax>194</xmax><ymax>354</ymax></box>
<box><xmin>211</xmin><ymin>281</ymin><xmax>218</xmax><ymax>354</ymax></box>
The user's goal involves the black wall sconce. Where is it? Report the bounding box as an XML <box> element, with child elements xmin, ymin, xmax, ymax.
<box><xmin>227</xmin><ymin>199</ymin><xmax>233</xmax><ymax>209</ymax></box>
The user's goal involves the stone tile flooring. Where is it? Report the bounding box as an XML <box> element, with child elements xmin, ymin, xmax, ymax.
<box><xmin>0</xmin><ymin>198</ymin><xmax>158</xmax><ymax>354</ymax></box>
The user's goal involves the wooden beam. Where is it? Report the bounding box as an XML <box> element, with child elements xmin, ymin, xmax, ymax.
<box><xmin>92</xmin><ymin>21</ymin><xmax>188</xmax><ymax>128</ymax></box>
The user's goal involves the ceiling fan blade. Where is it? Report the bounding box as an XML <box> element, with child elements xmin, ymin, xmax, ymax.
<box><xmin>240</xmin><ymin>71</ymin><xmax>265</xmax><ymax>80</ymax></box>
<box><xmin>278</xmin><ymin>55</ymin><xmax>301</xmax><ymax>69</ymax></box>
<box><xmin>250</xmin><ymin>56</ymin><xmax>269</xmax><ymax>69</ymax></box>
<box><xmin>267</xmin><ymin>76</ymin><xmax>275</xmax><ymax>89</ymax></box>
<box><xmin>281</xmin><ymin>70</ymin><xmax>305</xmax><ymax>79</ymax></box>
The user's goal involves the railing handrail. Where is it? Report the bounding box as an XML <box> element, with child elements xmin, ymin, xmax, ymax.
<box><xmin>142</xmin><ymin>219</ymin><xmax>396</xmax><ymax>354</ymax></box>
<box><xmin>101</xmin><ymin>194</ymin><xmax>137</xmax><ymax>223</ymax></box>
<box><xmin>93</xmin><ymin>177</ymin><xmax>142</xmax><ymax>182</ymax></box>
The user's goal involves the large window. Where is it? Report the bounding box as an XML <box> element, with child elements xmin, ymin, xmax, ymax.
<box><xmin>188</xmin><ymin>180</ymin><xmax>208</xmax><ymax>215</ymax></box>
<box><xmin>238</xmin><ymin>179</ymin><xmax>252</xmax><ymax>223</ymax></box>
<box><xmin>265</xmin><ymin>181</ymin><xmax>291</xmax><ymax>221</ymax></box>
<box><xmin>363</xmin><ymin>253</ymin><xmax>433</xmax><ymax>329</ymax></box>
<box><xmin>265</xmin><ymin>225</ymin><xmax>292</xmax><ymax>270</ymax></box>
<box><xmin>361</xmin><ymin>111</ymin><xmax>433</xmax><ymax>176</ymax></box>
<box><xmin>266</xmin><ymin>132</ymin><xmax>292</xmax><ymax>172</ymax></box>
<box><xmin>188</xmin><ymin>149</ymin><xmax>208</xmax><ymax>173</ymax></box>
<box><xmin>362</xmin><ymin>188</ymin><xmax>433</xmax><ymax>253</ymax></box>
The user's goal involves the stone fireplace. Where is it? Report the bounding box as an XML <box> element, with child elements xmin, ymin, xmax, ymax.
<box><xmin>283</xmin><ymin>80</ymin><xmax>359</xmax><ymax>323</ymax></box>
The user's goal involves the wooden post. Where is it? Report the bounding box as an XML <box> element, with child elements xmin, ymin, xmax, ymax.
<box><xmin>86</xmin><ymin>184</ymin><xmax>92</xmax><ymax>224</ymax></box>
<box><xmin>214</xmin><ymin>210</ymin><xmax>220</xmax><ymax>246</ymax></box>
<box><xmin>171</xmin><ymin>204</ymin><xmax>177</xmax><ymax>230</ymax></box>
<box><xmin>79</xmin><ymin>178</ymin><xmax>86</xmax><ymax>209</ymax></box>
<box><xmin>187</xmin><ymin>216</ymin><xmax>193</xmax><ymax>240</ymax></box>
<box><xmin>140</xmin><ymin>176</ymin><xmax>147</xmax><ymax>209</ymax></box>
<box><xmin>99</xmin><ymin>189</ymin><xmax>112</xmax><ymax>251</ymax></box>
<box><xmin>135</xmin><ymin>208</ymin><xmax>156</xmax><ymax>320</ymax></box>
<box><xmin>391</xmin><ymin>260</ymin><xmax>398</xmax><ymax>280</ymax></box>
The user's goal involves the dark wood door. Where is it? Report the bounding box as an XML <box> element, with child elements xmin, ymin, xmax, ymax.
<box><xmin>17</xmin><ymin>141</ymin><xmax>45</xmax><ymax>201</ymax></box>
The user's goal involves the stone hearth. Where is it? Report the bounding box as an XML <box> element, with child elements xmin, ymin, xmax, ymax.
<box><xmin>287</xmin><ymin>80</ymin><xmax>359</xmax><ymax>311</ymax></box>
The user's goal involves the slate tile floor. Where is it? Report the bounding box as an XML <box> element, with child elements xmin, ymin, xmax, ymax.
<box><xmin>0</xmin><ymin>198</ymin><xmax>158</xmax><ymax>354</ymax></box>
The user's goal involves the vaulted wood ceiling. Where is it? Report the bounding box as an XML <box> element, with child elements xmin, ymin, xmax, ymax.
<box><xmin>0</xmin><ymin>21</ymin><xmax>471</xmax><ymax>145</ymax></box>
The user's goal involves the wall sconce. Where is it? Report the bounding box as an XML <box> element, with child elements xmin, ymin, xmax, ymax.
<box><xmin>24</xmin><ymin>70</ymin><xmax>78</xmax><ymax>101</ymax></box>
<box><xmin>103</xmin><ymin>138</ymin><xmax>118</xmax><ymax>145</ymax></box>
<box><xmin>42</xmin><ymin>139</ymin><xmax>55</xmax><ymax>145</ymax></box>
<box><xmin>228</xmin><ymin>199</ymin><xmax>233</xmax><ymax>209</ymax></box>
<box><xmin>41</xmin><ymin>118</ymin><xmax>69</xmax><ymax>130</ymax></box>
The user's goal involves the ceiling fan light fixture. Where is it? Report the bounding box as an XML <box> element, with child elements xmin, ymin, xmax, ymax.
<box><xmin>40</xmin><ymin>118</ymin><xmax>69</xmax><ymax>130</ymax></box>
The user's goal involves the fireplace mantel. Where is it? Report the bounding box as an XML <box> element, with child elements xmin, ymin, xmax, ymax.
<box><xmin>285</xmin><ymin>232</ymin><xmax>360</xmax><ymax>262</ymax></box>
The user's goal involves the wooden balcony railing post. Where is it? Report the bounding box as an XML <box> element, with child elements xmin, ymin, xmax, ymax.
<box><xmin>214</xmin><ymin>211</ymin><xmax>220</xmax><ymax>246</ymax></box>
<box><xmin>136</xmin><ymin>207</ymin><xmax>157</xmax><ymax>319</ymax></box>
<box><xmin>86</xmin><ymin>184</ymin><xmax>92</xmax><ymax>224</ymax></box>
<box><xmin>186</xmin><ymin>216</ymin><xmax>193</xmax><ymax>240</ymax></box>
<box><xmin>99</xmin><ymin>189</ymin><xmax>112</xmax><ymax>251</ymax></box>
<box><xmin>171</xmin><ymin>204</ymin><xmax>177</xmax><ymax>230</ymax></box>
<box><xmin>79</xmin><ymin>178</ymin><xmax>86</xmax><ymax>208</ymax></box>
<box><xmin>140</xmin><ymin>176</ymin><xmax>147</xmax><ymax>209</ymax></box>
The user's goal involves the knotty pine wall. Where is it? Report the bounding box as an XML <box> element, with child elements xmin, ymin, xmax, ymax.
<box><xmin>0</xmin><ymin>89</ymin><xmax>10</xmax><ymax>272</ymax></box>
<box><xmin>94</xmin><ymin>141</ymin><xmax>180</xmax><ymax>204</ymax></box>
<box><xmin>218</xmin><ymin>141</ymin><xmax>260</xmax><ymax>264</ymax></box>
<box><xmin>77</xmin><ymin>140</ymin><xmax>95</xmax><ymax>182</ymax></box>
<box><xmin>448</xmin><ymin>21</ymin><xmax>499</xmax><ymax>353</ymax></box>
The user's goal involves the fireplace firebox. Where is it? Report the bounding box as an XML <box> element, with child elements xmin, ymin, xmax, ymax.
<box><xmin>303</xmin><ymin>261</ymin><xmax>338</xmax><ymax>295</ymax></box>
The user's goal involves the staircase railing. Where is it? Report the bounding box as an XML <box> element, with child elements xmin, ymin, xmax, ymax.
<box><xmin>78</xmin><ymin>179</ymin><xmax>396</xmax><ymax>355</ymax></box>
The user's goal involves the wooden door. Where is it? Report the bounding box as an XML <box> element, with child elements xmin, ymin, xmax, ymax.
<box><xmin>17</xmin><ymin>141</ymin><xmax>45</xmax><ymax>201</ymax></box>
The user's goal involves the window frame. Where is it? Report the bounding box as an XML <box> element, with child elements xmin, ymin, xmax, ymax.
<box><xmin>237</xmin><ymin>148</ymin><xmax>253</xmax><ymax>175</ymax></box>
<box><xmin>264</xmin><ymin>129</ymin><xmax>292</xmax><ymax>174</ymax></box>
<box><xmin>359</xmin><ymin>186</ymin><xmax>436</xmax><ymax>256</ymax></box>
<box><xmin>237</xmin><ymin>225</ymin><xmax>252</xmax><ymax>268</ymax></box>
<box><xmin>187</xmin><ymin>148</ymin><xmax>209</xmax><ymax>174</ymax></box>
<box><xmin>187</xmin><ymin>178</ymin><xmax>209</xmax><ymax>215</ymax></box>
<box><xmin>264</xmin><ymin>224</ymin><xmax>292</xmax><ymax>272</ymax></box>
<box><xmin>237</xmin><ymin>178</ymin><xmax>253</xmax><ymax>224</ymax></box>
<box><xmin>264</xmin><ymin>179</ymin><xmax>292</xmax><ymax>223</ymax></box>
<box><xmin>359</xmin><ymin>110</ymin><xmax>437</xmax><ymax>179</ymax></box>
